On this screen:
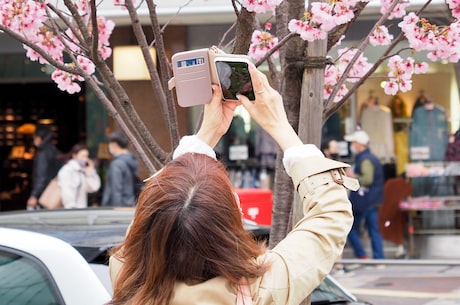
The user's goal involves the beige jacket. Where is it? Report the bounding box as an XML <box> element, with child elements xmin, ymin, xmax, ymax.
<box><xmin>110</xmin><ymin>156</ymin><xmax>358</xmax><ymax>305</ymax></box>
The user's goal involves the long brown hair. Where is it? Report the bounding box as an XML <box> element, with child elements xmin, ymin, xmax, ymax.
<box><xmin>109</xmin><ymin>153</ymin><xmax>268</xmax><ymax>305</ymax></box>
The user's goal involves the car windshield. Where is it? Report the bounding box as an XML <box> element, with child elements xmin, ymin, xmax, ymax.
<box><xmin>311</xmin><ymin>276</ymin><xmax>356</xmax><ymax>304</ymax></box>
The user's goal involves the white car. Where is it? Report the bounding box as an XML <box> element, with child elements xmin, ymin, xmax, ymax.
<box><xmin>0</xmin><ymin>209</ymin><xmax>370</xmax><ymax>305</ymax></box>
<box><xmin>0</xmin><ymin>227</ymin><xmax>111</xmax><ymax>305</ymax></box>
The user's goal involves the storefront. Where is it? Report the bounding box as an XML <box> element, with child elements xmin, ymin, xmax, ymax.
<box><xmin>1</xmin><ymin>2</ymin><xmax>459</xmax><ymax>251</ymax></box>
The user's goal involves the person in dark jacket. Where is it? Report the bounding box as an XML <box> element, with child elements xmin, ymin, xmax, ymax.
<box><xmin>27</xmin><ymin>125</ymin><xmax>60</xmax><ymax>210</ymax></box>
<box><xmin>101</xmin><ymin>131</ymin><xmax>139</xmax><ymax>207</ymax></box>
<box><xmin>345</xmin><ymin>130</ymin><xmax>385</xmax><ymax>261</ymax></box>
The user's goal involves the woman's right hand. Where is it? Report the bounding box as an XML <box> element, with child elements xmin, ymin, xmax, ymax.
<box><xmin>238</xmin><ymin>65</ymin><xmax>302</xmax><ymax>152</ymax></box>
<box><xmin>197</xmin><ymin>84</ymin><xmax>240</xmax><ymax>148</ymax></box>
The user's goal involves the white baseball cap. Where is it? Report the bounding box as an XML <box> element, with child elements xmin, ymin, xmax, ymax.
<box><xmin>344</xmin><ymin>130</ymin><xmax>370</xmax><ymax>145</ymax></box>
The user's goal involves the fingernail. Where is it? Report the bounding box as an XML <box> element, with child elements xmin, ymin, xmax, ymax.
<box><xmin>236</xmin><ymin>93</ymin><xmax>241</xmax><ymax>100</ymax></box>
<box><xmin>249</xmin><ymin>63</ymin><xmax>256</xmax><ymax>70</ymax></box>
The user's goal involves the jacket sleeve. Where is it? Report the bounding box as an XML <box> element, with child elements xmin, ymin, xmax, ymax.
<box><xmin>84</xmin><ymin>169</ymin><xmax>101</xmax><ymax>193</ymax></box>
<box><xmin>57</xmin><ymin>165</ymin><xmax>79</xmax><ymax>209</ymax></box>
<box><xmin>252</xmin><ymin>156</ymin><xmax>359</xmax><ymax>305</ymax></box>
<box><xmin>106</xmin><ymin>161</ymin><xmax>125</xmax><ymax>206</ymax></box>
<box><xmin>30</xmin><ymin>152</ymin><xmax>50</xmax><ymax>198</ymax></box>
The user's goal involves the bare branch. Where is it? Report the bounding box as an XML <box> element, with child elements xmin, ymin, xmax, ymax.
<box><xmin>125</xmin><ymin>0</ymin><xmax>180</xmax><ymax>149</ymax></box>
<box><xmin>89</xmin><ymin>0</ymin><xmax>100</xmax><ymax>59</ymax></box>
<box><xmin>145</xmin><ymin>0</ymin><xmax>181</xmax><ymax>147</ymax></box>
<box><xmin>231</xmin><ymin>0</ymin><xmax>241</xmax><ymax>17</ymax></box>
<box><xmin>160</xmin><ymin>0</ymin><xmax>194</xmax><ymax>31</ymax></box>
<box><xmin>218</xmin><ymin>22</ymin><xmax>237</xmax><ymax>49</ymax></box>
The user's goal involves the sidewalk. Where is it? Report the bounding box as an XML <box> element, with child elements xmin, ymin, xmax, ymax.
<box><xmin>334</xmin><ymin>263</ymin><xmax>460</xmax><ymax>305</ymax></box>
<box><xmin>336</xmin><ymin>237</ymin><xmax>460</xmax><ymax>305</ymax></box>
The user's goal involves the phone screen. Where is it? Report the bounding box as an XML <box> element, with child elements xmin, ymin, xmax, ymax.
<box><xmin>215</xmin><ymin>60</ymin><xmax>255</xmax><ymax>101</ymax></box>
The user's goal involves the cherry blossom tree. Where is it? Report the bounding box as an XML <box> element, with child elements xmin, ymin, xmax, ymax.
<box><xmin>1</xmin><ymin>0</ymin><xmax>459</xmax><ymax>249</ymax></box>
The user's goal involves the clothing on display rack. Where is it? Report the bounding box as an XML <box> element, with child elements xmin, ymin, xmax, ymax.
<box><xmin>389</xmin><ymin>95</ymin><xmax>410</xmax><ymax>175</ymax></box>
<box><xmin>410</xmin><ymin>102</ymin><xmax>449</xmax><ymax>196</ymax></box>
<box><xmin>360</xmin><ymin>103</ymin><xmax>395</xmax><ymax>163</ymax></box>
<box><xmin>410</xmin><ymin>102</ymin><xmax>449</xmax><ymax>162</ymax></box>
<box><xmin>411</xmin><ymin>91</ymin><xmax>429</xmax><ymax>116</ymax></box>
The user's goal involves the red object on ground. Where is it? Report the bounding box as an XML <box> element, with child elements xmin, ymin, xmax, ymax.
<box><xmin>235</xmin><ymin>188</ymin><xmax>273</xmax><ymax>226</ymax></box>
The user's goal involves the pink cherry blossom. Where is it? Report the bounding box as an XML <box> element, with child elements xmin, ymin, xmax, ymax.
<box><xmin>290</xmin><ymin>0</ymin><xmax>368</xmax><ymax>42</ymax></box>
<box><xmin>384</xmin><ymin>55</ymin><xmax>428</xmax><ymax>95</ymax></box>
<box><xmin>77</xmin><ymin>56</ymin><xmax>96</xmax><ymax>75</ymax></box>
<box><xmin>446</xmin><ymin>0</ymin><xmax>460</xmax><ymax>19</ymax></box>
<box><xmin>414</xmin><ymin>62</ymin><xmax>429</xmax><ymax>74</ymax></box>
<box><xmin>369</xmin><ymin>25</ymin><xmax>393</xmax><ymax>46</ymax></box>
<box><xmin>248</xmin><ymin>26</ymin><xmax>279</xmax><ymax>61</ymax></box>
<box><xmin>51</xmin><ymin>68</ymin><xmax>82</xmax><ymax>94</ymax></box>
<box><xmin>242</xmin><ymin>0</ymin><xmax>282</xmax><ymax>14</ymax></box>
<box><xmin>384</xmin><ymin>80</ymin><xmax>399</xmax><ymax>95</ymax></box>
<box><xmin>380</xmin><ymin>0</ymin><xmax>409</xmax><ymax>19</ymax></box>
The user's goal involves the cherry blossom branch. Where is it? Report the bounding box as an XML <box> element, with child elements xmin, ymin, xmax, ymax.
<box><xmin>63</xmin><ymin>0</ymin><xmax>92</xmax><ymax>44</ymax></box>
<box><xmin>255</xmin><ymin>32</ymin><xmax>296</xmax><ymax>66</ymax></box>
<box><xmin>52</xmin><ymin>0</ymin><xmax>169</xmax><ymax>168</ymax></box>
<box><xmin>45</xmin><ymin>2</ymin><xmax>88</xmax><ymax>51</ymax></box>
<box><xmin>0</xmin><ymin>25</ymin><xmax>80</xmax><ymax>75</ymax></box>
<box><xmin>324</xmin><ymin>0</ymin><xmax>434</xmax><ymax>121</ymax></box>
<box><xmin>325</xmin><ymin>0</ymin><xmax>400</xmax><ymax>108</ymax></box>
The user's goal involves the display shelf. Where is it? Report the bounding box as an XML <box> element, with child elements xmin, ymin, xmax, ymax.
<box><xmin>400</xmin><ymin>196</ymin><xmax>460</xmax><ymax>258</ymax></box>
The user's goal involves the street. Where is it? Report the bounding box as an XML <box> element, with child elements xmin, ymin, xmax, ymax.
<box><xmin>334</xmin><ymin>261</ymin><xmax>460</xmax><ymax>305</ymax></box>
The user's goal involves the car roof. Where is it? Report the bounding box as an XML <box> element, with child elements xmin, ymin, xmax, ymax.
<box><xmin>0</xmin><ymin>227</ymin><xmax>111</xmax><ymax>304</ymax></box>
<box><xmin>0</xmin><ymin>208</ymin><xmax>133</xmax><ymax>247</ymax></box>
<box><xmin>0</xmin><ymin>208</ymin><xmax>270</xmax><ymax>262</ymax></box>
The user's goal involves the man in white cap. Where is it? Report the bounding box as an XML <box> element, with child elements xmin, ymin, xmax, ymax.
<box><xmin>345</xmin><ymin>130</ymin><xmax>385</xmax><ymax>264</ymax></box>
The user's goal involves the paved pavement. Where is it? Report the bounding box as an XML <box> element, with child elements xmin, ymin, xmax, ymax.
<box><xmin>333</xmin><ymin>240</ymin><xmax>460</xmax><ymax>305</ymax></box>
<box><xmin>333</xmin><ymin>262</ymin><xmax>460</xmax><ymax>305</ymax></box>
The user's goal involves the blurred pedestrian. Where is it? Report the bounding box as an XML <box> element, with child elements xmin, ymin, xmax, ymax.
<box><xmin>26</xmin><ymin>125</ymin><xmax>60</xmax><ymax>210</ymax></box>
<box><xmin>321</xmin><ymin>137</ymin><xmax>340</xmax><ymax>161</ymax></box>
<box><xmin>57</xmin><ymin>144</ymin><xmax>101</xmax><ymax>209</ymax></box>
<box><xmin>101</xmin><ymin>131</ymin><xmax>139</xmax><ymax>207</ymax></box>
<box><xmin>345</xmin><ymin>130</ymin><xmax>385</xmax><ymax>263</ymax></box>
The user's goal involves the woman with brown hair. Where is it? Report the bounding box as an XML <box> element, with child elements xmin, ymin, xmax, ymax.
<box><xmin>108</xmin><ymin>66</ymin><xmax>358</xmax><ymax>305</ymax></box>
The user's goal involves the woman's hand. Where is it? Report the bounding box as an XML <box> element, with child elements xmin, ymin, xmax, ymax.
<box><xmin>238</xmin><ymin>65</ymin><xmax>302</xmax><ymax>152</ymax></box>
<box><xmin>196</xmin><ymin>84</ymin><xmax>240</xmax><ymax>148</ymax></box>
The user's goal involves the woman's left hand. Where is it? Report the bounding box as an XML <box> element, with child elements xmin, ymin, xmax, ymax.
<box><xmin>197</xmin><ymin>84</ymin><xmax>240</xmax><ymax>148</ymax></box>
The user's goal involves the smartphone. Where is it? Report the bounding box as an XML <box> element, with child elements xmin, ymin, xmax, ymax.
<box><xmin>214</xmin><ymin>57</ymin><xmax>255</xmax><ymax>101</ymax></box>
<box><xmin>171</xmin><ymin>48</ymin><xmax>213</xmax><ymax>107</ymax></box>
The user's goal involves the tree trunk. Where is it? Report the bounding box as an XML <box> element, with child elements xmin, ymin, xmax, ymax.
<box><xmin>268</xmin><ymin>0</ymin><xmax>306</xmax><ymax>248</ymax></box>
